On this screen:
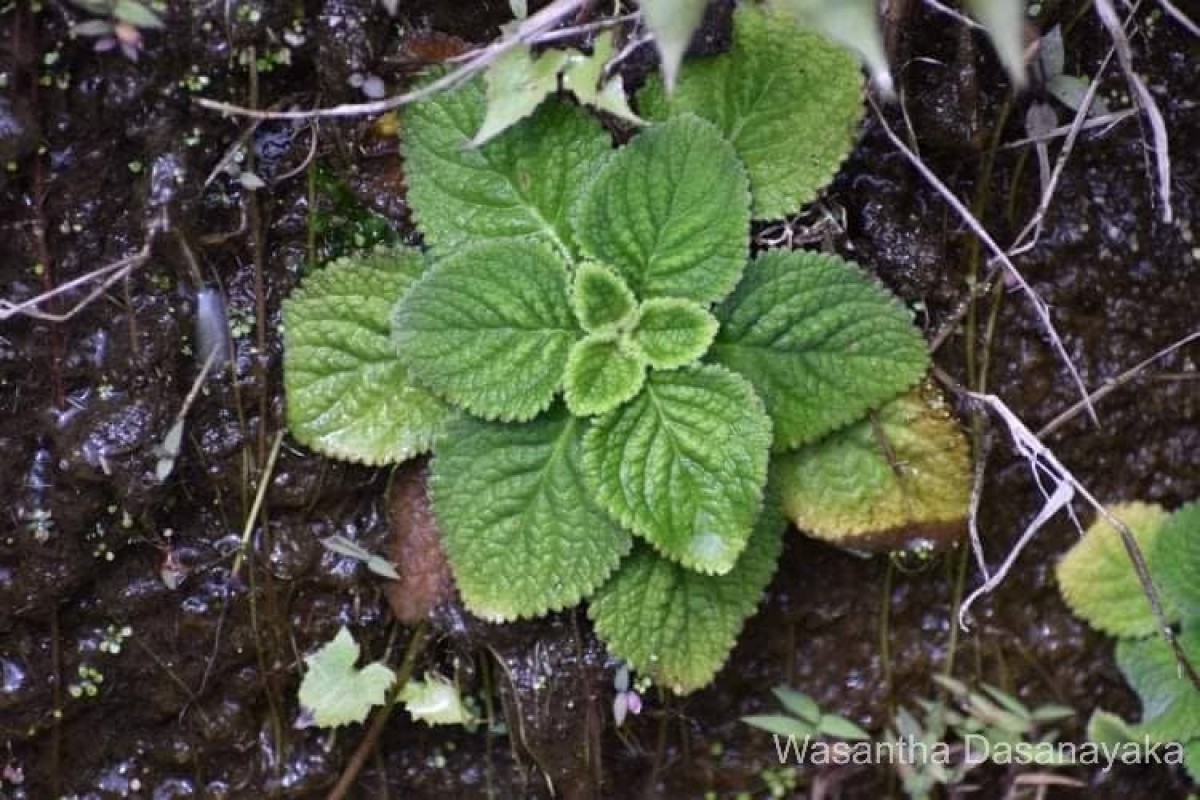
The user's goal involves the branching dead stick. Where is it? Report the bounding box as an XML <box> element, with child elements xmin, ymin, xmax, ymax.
<box><xmin>194</xmin><ymin>0</ymin><xmax>589</xmax><ymax>122</ymax></box>
<box><xmin>1094</xmin><ymin>0</ymin><xmax>1174</xmax><ymax>223</ymax></box>
<box><xmin>1038</xmin><ymin>329</ymin><xmax>1200</xmax><ymax>438</ymax></box>
<box><xmin>0</xmin><ymin>244</ymin><xmax>149</xmax><ymax>323</ymax></box>
<box><xmin>961</xmin><ymin>393</ymin><xmax>1200</xmax><ymax>691</ymax></box>
<box><xmin>868</xmin><ymin>97</ymin><xmax>1096</xmax><ymax>423</ymax></box>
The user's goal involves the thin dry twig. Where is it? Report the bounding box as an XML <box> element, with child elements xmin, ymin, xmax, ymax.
<box><xmin>959</xmin><ymin>392</ymin><xmax>1200</xmax><ymax>690</ymax></box>
<box><xmin>0</xmin><ymin>244</ymin><xmax>150</xmax><ymax>323</ymax></box>
<box><xmin>195</xmin><ymin>0</ymin><xmax>590</xmax><ymax>122</ymax></box>
<box><xmin>1094</xmin><ymin>0</ymin><xmax>1174</xmax><ymax>223</ymax></box>
<box><xmin>1038</xmin><ymin>328</ymin><xmax>1200</xmax><ymax>438</ymax></box>
<box><xmin>868</xmin><ymin>96</ymin><xmax>1097</xmax><ymax>423</ymax></box>
<box><xmin>1157</xmin><ymin>0</ymin><xmax>1200</xmax><ymax>36</ymax></box>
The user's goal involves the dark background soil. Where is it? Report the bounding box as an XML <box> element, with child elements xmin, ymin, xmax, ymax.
<box><xmin>1</xmin><ymin>1</ymin><xmax>1198</xmax><ymax>798</ymax></box>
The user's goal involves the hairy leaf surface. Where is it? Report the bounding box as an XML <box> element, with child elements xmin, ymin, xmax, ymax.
<box><xmin>393</xmin><ymin>241</ymin><xmax>579</xmax><ymax>422</ymax></box>
<box><xmin>589</xmin><ymin>495</ymin><xmax>784</xmax><ymax>693</ymax></box>
<box><xmin>639</xmin><ymin>5</ymin><xmax>863</xmax><ymax>219</ymax></box>
<box><xmin>571</xmin><ymin>262</ymin><xmax>638</xmax><ymax>334</ymax></box>
<box><xmin>776</xmin><ymin>384</ymin><xmax>969</xmax><ymax>552</ymax></box>
<box><xmin>284</xmin><ymin>247</ymin><xmax>450</xmax><ymax>465</ymax></box>
<box><xmin>564</xmin><ymin>336</ymin><xmax>646</xmax><ymax>417</ymax></box>
<box><xmin>711</xmin><ymin>250</ymin><xmax>928</xmax><ymax>449</ymax></box>
<box><xmin>403</xmin><ymin>73</ymin><xmax>611</xmax><ymax>259</ymax></box>
<box><xmin>633</xmin><ymin>298</ymin><xmax>718</xmax><ymax>370</ymax></box>
<box><xmin>1116</xmin><ymin>624</ymin><xmax>1200</xmax><ymax>742</ymax></box>
<box><xmin>431</xmin><ymin>408</ymin><xmax>631</xmax><ymax>620</ymax></box>
<box><xmin>582</xmin><ymin>365</ymin><xmax>771</xmax><ymax>574</ymax></box>
<box><xmin>1057</xmin><ymin>502</ymin><xmax>1174</xmax><ymax>637</ymax></box>
<box><xmin>1152</xmin><ymin>502</ymin><xmax>1200</xmax><ymax>618</ymax></box>
<box><xmin>573</xmin><ymin>114</ymin><xmax>749</xmax><ymax>304</ymax></box>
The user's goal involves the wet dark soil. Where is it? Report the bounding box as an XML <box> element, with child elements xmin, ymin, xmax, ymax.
<box><xmin>2</xmin><ymin>1</ymin><xmax>1198</xmax><ymax>798</ymax></box>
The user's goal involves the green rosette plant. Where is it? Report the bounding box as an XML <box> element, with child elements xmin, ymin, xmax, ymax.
<box><xmin>283</xmin><ymin>7</ymin><xmax>964</xmax><ymax>692</ymax></box>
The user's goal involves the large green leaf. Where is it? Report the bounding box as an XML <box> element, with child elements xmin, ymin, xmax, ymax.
<box><xmin>431</xmin><ymin>408</ymin><xmax>632</xmax><ymax>620</ymax></box>
<box><xmin>1056</xmin><ymin>502</ymin><xmax>1175</xmax><ymax>637</ymax></box>
<box><xmin>632</xmin><ymin>298</ymin><xmax>719</xmax><ymax>370</ymax></box>
<box><xmin>403</xmin><ymin>74</ymin><xmax>611</xmax><ymax>259</ymax></box>
<box><xmin>283</xmin><ymin>247</ymin><xmax>451</xmax><ymax>465</ymax></box>
<box><xmin>392</xmin><ymin>241</ymin><xmax>579</xmax><ymax>422</ymax></box>
<box><xmin>1152</xmin><ymin>502</ymin><xmax>1200</xmax><ymax>618</ymax></box>
<box><xmin>563</xmin><ymin>336</ymin><xmax>646</xmax><ymax>418</ymax></box>
<box><xmin>572</xmin><ymin>114</ymin><xmax>749</xmax><ymax>304</ymax></box>
<box><xmin>710</xmin><ymin>249</ymin><xmax>928</xmax><ymax>449</ymax></box>
<box><xmin>589</xmin><ymin>494</ymin><xmax>785</xmax><ymax>693</ymax></box>
<box><xmin>639</xmin><ymin>5</ymin><xmax>863</xmax><ymax>220</ymax></box>
<box><xmin>776</xmin><ymin>384</ymin><xmax>969</xmax><ymax>552</ymax></box>
<box><xmin>582</xmin><ymin>365</ymin><xmax>771</xmax><ymax>574</ymax></box>
<box><xmin>1116</xmin><ymin>625</ymin><xmax>1200</xmax><ymax>743</ymax></box>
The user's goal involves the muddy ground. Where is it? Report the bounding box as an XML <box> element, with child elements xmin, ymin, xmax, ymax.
<box><xmin>1</xmin><ymin>1</ymin><xmax>1198</xmax><ymax>798</ymax></box>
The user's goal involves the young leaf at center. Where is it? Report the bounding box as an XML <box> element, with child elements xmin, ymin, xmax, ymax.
<box><xmin>564</xmin><ymin>336</ymin><xmax>646</xmax><ymax>417</ymax></box>
<box><xmin>571</xmin><ymin>262</ymin><xmax>638</xmax><ymax>334</ymax></box>
<box><xmin>430</xmin><ymin>407</ymin><xmax>632</xmax><ymax>620</ymax></box>
<box><xmin>393</xmin><ymin>241</ymin><xmax>580</xmax><ymax>422</ymax></box>
<box><xmin>711</xmin><ymin>249</ymin><xmax>929</xmax><ymax>449</ymax></box>
<box><xmin>582</xmin><ymin>364</ymin><xmax>772</xmax><ymax>574</ymax></box>
<box><xmin>632</xmin><ymin>298</ymin><xmax>718</xmax><ymax>370</ymax></box>
<box><xmin>572</xmin><ymin>114</ymin><xmax>750</xmax><ymax>305</ymax></box>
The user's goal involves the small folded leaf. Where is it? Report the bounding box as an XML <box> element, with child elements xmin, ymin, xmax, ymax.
<box><xmin>573</xmin><ymin>114</ymin><xmax>749</xmax><ymax>304</ymax></box>
<box><xmin>589</xmin><ymin>495</ymin><xmax>785</xmax><ymax>693</ymax></box>
<box><xmin>632</xmin><ymin>298</ymin><xmax>718</xmax><ymax>370</ymax></box>
<box><xmin>772</xmin><ymin>686</ymin><xmax>821</xmax><ymax>723</ymax></box>
<box><xmin>817</xmin><ymin>714</ymin><xmax>872</xmax><ymax>741</ymax></box>
<box><xmin>711</xmin><ymin>249</ymin><xmax>929</xmax><ymax>449</ymax></box>
<box><xmin>1056</xmin><ymin>502</ymin><xmax>1173</xmax><ymax>637</ymax></box>
<box><xmin>114</xmin><ymin>0</ymin><xmax>164</xmax><ymax>29</ymax></box>
<box><xmin>1151</xmin><ymin>501</ymin><xmax>1200</xmax><ymax>618</ymax></box>
<box><xmin>393</xmin><ymin>241</ymin><xmax>579</xmax><ymax>422</ymax></box>
<box><xmin>582</xmin><ymin>365</ymin><xmax>771</xmax><ymax>573</ymax></box>
<box><xmin>283</xmin><ymin>247</ymin><xmax>450</xmax><ymax>465</ymax></box>
<box><xmin>1086</xmin><ymin>709</ymin><xmax>1137</xmax><ymax>747</ymax></box>
<box><xmin>298</xmin><ymin>627</ymin><xmax>396</xmax><ymax>728</ymax></box>
<box><xmin>742</xmin><ymin>714</ymin><xmax>817</xmax><ymax>738</ymax></box>
<box><xmin>1116</xmin><ymin>625</ymin><xmax>1200</xmax><ymax>742</ymax></box>
<box><xmin>639</xmin><ymin>5</ymin><xmax>863</xmax><ymax>220</ymax></box>
<box><xmin>965</xmin><ymin>0</ymin><xmax>1026</xmax><ymax>88</ymax></box>
<box><xmin>403</xmin><ymin>73</ymin><xmax>611</xmax><ymax>259</ymax></box>
<box><xmin>766</xmin><ymin>0</ymin><xmax>892</xmax><ymax>95</ymax></box>
<box><xmin>561</xmin><ymin>31</ymin><xmax>642</xmax><ymax>124</ymax></box>
<box><xmin>430</xmin><ymin>407</ymin><xmax>631</xmax><ymax>620</ymax></box>
<box><xmin>571</xmin><ymin>262</ymin><xmax>638</xmax><ymax>334</ymax></box>
<box><xmin>472</xmin><ymin>45</ymin><xmax>569</xmax><ymax>146</ymax></box>
<box><xmin>399</xmin><ymin>674</ymin><xmax>472</xmax><ymax>726</ymax></box>
<box><xmin>775</xmin><ymin>385</ymin><xmax>970</xmax><ymax>552</ymax></box>
<box><xmin>564</xmin><ymin>336</ymin><xmax>646</xmax><ymax>417</ymax></box>
<box><xmin>638</xmin><ymin>0</ymin><xmax>708</xmax><ymax>91</ymax></box>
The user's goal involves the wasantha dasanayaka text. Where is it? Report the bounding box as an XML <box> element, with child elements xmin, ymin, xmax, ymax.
<box><xmin>774</xmin><ymin>734</ymin><xmax>1184</xmax><ymax>771</ymax></box>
